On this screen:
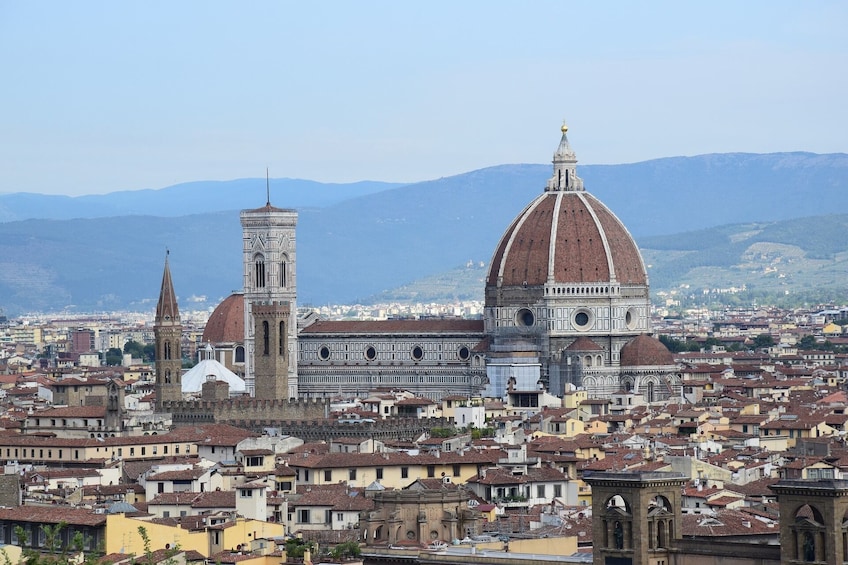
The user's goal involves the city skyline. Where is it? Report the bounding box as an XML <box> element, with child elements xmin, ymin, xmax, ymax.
<box><xmin>1</xmin><ymin>1</ymin><xmax>846</xmax><ymax>196</ymax></box>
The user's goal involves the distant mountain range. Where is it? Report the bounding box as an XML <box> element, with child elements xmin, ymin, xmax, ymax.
<box><xmin>1</xmin><ymin>152</ymin><xmax>847</xmax><ymax>316</ymax></box>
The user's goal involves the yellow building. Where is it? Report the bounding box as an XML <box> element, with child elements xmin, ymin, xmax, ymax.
<box><xmin>106</xmin><ymin>514</ymin><xmax>285</xmax><ymax>558</ymax></box>
<box><xmin>288</xmin><ymin>449</ymin><xmax>503</xmax><ymax>490</ymax></box>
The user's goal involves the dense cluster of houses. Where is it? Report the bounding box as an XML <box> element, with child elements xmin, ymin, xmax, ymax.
<box><xmin>0</xmin><ymin>306</ymin><xmax>848</xmax><ymax>563</ymax></box>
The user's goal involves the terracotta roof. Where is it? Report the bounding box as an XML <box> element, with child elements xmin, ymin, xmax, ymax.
<box><xmin>294</xmin><ymin>484</ymin><xmax>373</xmax><ymax>511</ymax></box>
<box><xmin>486</xmin><ymin>190</ymin><xmax>646</xmax><ymax>287</ymax></box>
<box><xmin>147</xmin><ymin>490</ymin><xmax>236</xmax><ymax>509</ymax></box>
<box><xmin>287</xmin><ymin>449</ymin><xmax>504</xmax><ymax>470</ymax></box>
<box><xmin>202</xmin><ymin>293</ymin><xmax>245</xmax><ymax>344</ymax></box>
<box><xmin>620</xmin><ymin>334</ymin><xmax>675</xmax><ymax>367</ymax></box>
<box><xmin>30</xmin><ymin>406</ymin><xmax>107</xmax><ymax>418</ymax></box>
<box><xmin>146</xmin><ymin>467</ymin><xmax>208</xmax><ymax>481</ymax></box>
<box><xmin>0</xmin><ymin>506</ymin><xmax>106</xmax><ymax>526</ymax></box>
<box><xmin>681</xmin><ymin>509</ymin><xmax>777</xmax><ymax>537</ymax></box>
<box><xmin>467</xmin><ymin>465</ymin><xmax>568</xmax><ymax>486</ymax></box>
<box><xmin>300</xmin><ymin>319</ymin><xmax>484</xmax><ymax>334</ymax></box>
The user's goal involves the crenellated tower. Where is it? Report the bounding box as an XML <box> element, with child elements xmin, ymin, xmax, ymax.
<box><xmin>240</xmin><ymin>186</ymin><xmax>298</xmax><ymax>399</ymax></box>
<box><xmin>154</xmin><ymin>253</ymin><xmax>183</xmax><ymax>409</ymax></box>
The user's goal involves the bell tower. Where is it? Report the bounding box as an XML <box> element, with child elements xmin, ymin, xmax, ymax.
<box><xmin>154</xmin><ymin>253</ymin><xmax>183</xmax><ymax>409</ymax></box>
<box><xmin>240</xmin><ymin>179</ymin><xmax>298</xmax><ymax>399</ymax></box>
<box><xmin>770</xmin><ymin>479</ymin><xmax>848</xmax><ymax>565</ymax></box>
<box><xmin>584</xmin><ymin>471</ymin><xmax>685</xmax><ymax>565</ymax></box>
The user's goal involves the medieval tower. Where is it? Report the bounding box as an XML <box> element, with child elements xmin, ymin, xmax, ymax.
<box><xmin>240</xmin><ymin>194</ymin><xmax>298</xmax><ymax>399</ymax></box>
<box><xmin>154</xmin><ymin>253</ymin><xmax>183</xmax><ymax>409</ymax></box>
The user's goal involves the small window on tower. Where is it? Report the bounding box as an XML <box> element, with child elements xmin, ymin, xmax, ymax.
<box><xmin>280</xmin><ymin>261</ymin><xmax>287</xmax><ymax>288</ymax></box>
<box><xmin>254</xmin><ymin>253</ymin><xmax>266</xmax><ymax>288</ymax></box>
<box><xmin>262</xmin><ymin>321</ymin><xmax>270</xmax><ymax>355</ymax></box>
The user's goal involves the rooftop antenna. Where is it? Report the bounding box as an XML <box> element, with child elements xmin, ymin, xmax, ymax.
<box><xmin>266</xmin><ymin>167</ymin><xmax>271</xmax><ymax>206</ymax></box>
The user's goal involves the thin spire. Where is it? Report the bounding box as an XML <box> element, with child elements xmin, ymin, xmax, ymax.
<box><xmin>266</xmin><ymin>168</ymin><xmax>271</xmax><ymax>206</ymax></box>
<box><xmin>155</xmin><ymin>252</ymin><xmax>180</xmax><ymax>323</ymax></box>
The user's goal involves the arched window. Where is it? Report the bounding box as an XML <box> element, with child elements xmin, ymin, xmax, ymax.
<box><xmin>164</xmin><ymin>341</ymin><xmax>172</xmax><ymax>360</ymax></box>
<box><xmin>254</xmin><ymin>254</ymin><xmax>266</xmax><ymax>288</ymax></box>
<box><xmin>262</xmin><ymin>321</ymin><xmax>270</xmax><ymax>355</ymax></box>
<box><xmin>280</xmin><ymin>260</ymin><xmax>287</xmax><ymax>288</ymax></box>
<box><xmin>165</xmin><ymin>370</ymin><xmax>171</xmax><ymax>384</ymax></box>
<box><xmin>279</xmin><ymin>321</ymin><xmax>285</xmax><ymax>355</ymax></box>
<box><xmin>235</xmin><ymin>346</ymin><xmax>245</xmax><ymax>363</ymax></box>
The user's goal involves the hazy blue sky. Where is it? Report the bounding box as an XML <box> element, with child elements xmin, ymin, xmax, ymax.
<box><xmin>1</xmin><ymin>1</ymin><xmax>846</xmax><ymax>196</ymax></box>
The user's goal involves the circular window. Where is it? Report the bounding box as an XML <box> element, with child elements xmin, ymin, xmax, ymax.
<box><xmin>574</xmin><ymin>309</ymin><xmax>592</xmax><ymax>331</ymax></box>
<box><xmin>318</xmin><ymin>345</ymin><xmax>330</xmax><ymax>361</ymax></box>
<box><xmin>458</xmin><ymin>346</ymin><xmax>470</xmax><ymax>361</ymax></box>
<box><xmin>516</xmin><ymin>308</ymin><xmax>535</xmax><ymax>327</ymax></box>
<box><xmin>411</xmin><ymin>345</ymin><xmax>424</xmax><ymax>361</ymax></box>
<box><xmin>625</xmin><ymin>308</ymin><xmax>637</xmax><ymax>330</ymax></box>
<box><xmin>364</xmin><ymin>345</ymin><xmax>377</xmax><ymax>361</ymax></box>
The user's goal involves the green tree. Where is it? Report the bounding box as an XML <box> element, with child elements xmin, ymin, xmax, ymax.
<box><xmin>753</xmin><ymin>334</ymin><xmax>775</xmax><ymax>349</ymax></box>
<box><xmin>104</xmin><ymin>347</ymin><xmax>123</xmax><ymax>366</ymax></box>
<box><xmin>798</xmin><ymin>335</ymin><xmax>817</xmax><ymax>350</ymax></box>
<box><xmin>142</xmin><ymin>343</ymin><xmax>156</xmax><ymax>362</ymax></box>
<box><xmin>284</xmin><ymin>538</ymin><xmax>315</xmax><ymax>559</ymax></box>
<box><xmin>124</xmin><ymin>340</ymin><xmax>149</xmax><ymax>360</ymax></box>
<box><xmin>330</xmin><ymin>541</ymin><xmax>361</xmax><ymax>559</ymax></box>
<box><xmin>658</xmin><ymin>335</ymin><xmax>687</xmax><ymax>353</ymax></box>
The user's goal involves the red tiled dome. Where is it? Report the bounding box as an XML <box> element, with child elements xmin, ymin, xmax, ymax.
<box><xmin>620</xmin><ymin>334</ymin><xmax>675</xmax><ymax>367</ymax></box>
<box><xmin>486</xmin><ymin>191</ymin><xmax>646</xmax><ymax>288</ymax></box>
<box><xmin>202</xmin><ymin>293</ymin><xmax>244</xmax><ymax>344</ymax></box>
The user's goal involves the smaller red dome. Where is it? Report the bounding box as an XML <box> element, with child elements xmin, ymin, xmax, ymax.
<box><xmin>620</xmin><ymin>335</ymin><xmax>674</xmax><ymax>367</ymax></box>
<box><xmin>202</xmin><ymin>293</ymin><xmax>245</xmax><ymax>344</ymax></box>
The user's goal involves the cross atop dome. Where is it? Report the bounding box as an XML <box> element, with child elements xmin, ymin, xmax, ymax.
<box><xmin>546</xmin><ymin>121</ymin><xmax>584</xmax><ymax>192</ymax></box>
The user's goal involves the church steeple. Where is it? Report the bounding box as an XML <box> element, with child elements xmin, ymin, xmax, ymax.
<box><xmin>156</xmin><ymin>252</ymin><xmax>180</xmax><ymax>323</ymax></box>
<box><xmin>546</xmin><ymin>121</ymin><xmax>584</xmax><ymax>192</ymax></box>
<box><xmin>154</xmin><ymin>252</ymin><xmax>183</xmax><ymax>409</ymax></box>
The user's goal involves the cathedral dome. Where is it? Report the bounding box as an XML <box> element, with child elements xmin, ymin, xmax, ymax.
<box><xmin>202</xmin><ymin>293</ymin><xmax>244</xmax><ymax>344</ymax></box>
<box><xmin>620</xmin><ymin>334</ymin><xmax>675</xmax><ymax>367</ymax></box>
<box><xmin>486</xmin><ymin>127</ymin><xmax>646</xmax><ymax>291</ymax></box>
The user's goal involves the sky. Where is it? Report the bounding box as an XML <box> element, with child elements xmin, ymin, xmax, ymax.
<box><xmin>1</xmin><ymin>1</ymin><xmax>846</xmax><ymax>196</ymax></box>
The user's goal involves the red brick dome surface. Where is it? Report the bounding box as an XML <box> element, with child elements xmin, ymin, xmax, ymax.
<box><xmin>486</xmin><ymin>191</ymin><xmax>646</xmax><ymax>287</ymax></box>
<box><xmin>620</xmin><ymin>334</ymin><xmax>675</xmax><ymax>367</ymax></box>
<box><xmin>202</xmin><ymin>293</ymin><xmax>244</xmax><ymax>344</ymax></box>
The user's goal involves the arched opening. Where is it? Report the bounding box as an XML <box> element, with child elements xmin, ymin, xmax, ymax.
<box><xmin>280</xmin><ymin>257</ymin><xmax>287</xmax><ymax>288</ymax></box>
<box><xmin>279</xmin><ymin>321</ymin><xmax>285</xmax><ymax>355</ymax></box>
<box><xmin>792</xmin><ymin>504</ymin><xmax>825</xmax><ymax>562</ymax></box>
<box><xmin>235</xmin><ymin>346</ymin><xmax>245</xmax><ymax>363</ymax></box>
<box><xmin>254</xmin><ymin>253</ymin><xmax>266</xmax><ymax>288</ymax></box>
<box><xmin>603</xmin><ymin>494</ymin><xmax>632</xmax><ymax>550</ymax></box>
<box><xmin>262</xmin><ymin>321</ymin><xmax>270</xmax><ymax>356</ymax></box>
<box><xmin>164</xmin><ymin>341</ymin><xmax>171</xmax><ymax>360</ymax></box>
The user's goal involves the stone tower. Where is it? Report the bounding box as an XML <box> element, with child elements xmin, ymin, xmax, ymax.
<box><xmin>584</xmin><ymin>471</ymin><xmax>686</xmax><ymax>565</ymax></box>
<box><xmin>240</xmin><ymin>191</ymin><xmax>298</xmax><ymax>399</ymax></box>
<box><xmin>770</xmin><ymin>479</ymin><xmax>848</xmax><ymax>565</ymax></box>
<box><xmin>154</xmin><ymin>253</ymin><xmax>183</xmax><ymax>409</ymax></box>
